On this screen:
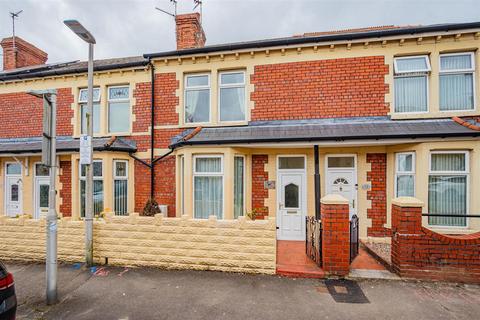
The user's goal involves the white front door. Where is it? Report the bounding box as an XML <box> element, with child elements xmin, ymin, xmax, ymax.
<box><xmin>35</xmin><ymin>177</ymin><xmax>50</xmax><ymax>219</ymax></box>
<box><xmin>277</xmin><ymin>156</ymin><xmax>307</xmax><ymax>241</ymax></box>
<box><xmin>5</xmin><ymin>176</ymin><xmax>22</xmax><ymax>217</ymax></box>
<box><xmin>325</xmin><ymin>155</ymin><xmax>357</xmax><ymax>219</ymax></box>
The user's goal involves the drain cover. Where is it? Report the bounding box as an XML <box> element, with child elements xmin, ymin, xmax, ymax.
<box><xmin>324</xmin><ymin>279</ymin><xmax>370</xmax><ymax>304</ymax></box>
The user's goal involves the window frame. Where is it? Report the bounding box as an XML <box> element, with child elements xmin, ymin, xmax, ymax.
<box><xmin>428</xmin><ymin>150</ymin><xmax>470</xmax><ymax>229</ymax></box>
<box><xmin>107</xmin><ymin>85</ymin><xmax>131</xmax><ymax>134</ymax></box>
<box><xmin>113</xmin><ymin>160</ymin><xmax>129</xmax><ymax>216</ymax></box>
<box><xmin>394</xmin><ymin>152</ymin><xmax>416</xmax><ymax>197</ymax></box>
<box><xmin>5</xmin><ymin>162</ymin><xmax>22</xmax><ymax>176</ymax></box>
<box><xmin>393</xmin><ymin>55</ymin><xmax>431</xmax><ymax>74</ymax></box>
<box><xmin>233</xmin><ymin>155</ymin><xmax>246</xmax><ymax>218</ymax></box>
<box><xmin>192</xmin><ymin>154</ymin><xmax>224</xmax><ymax>219</ymax></box>
<box><xmin>78</xmin><ymin>87</ymin><xmax>101</xmax><ymax>103</ymax></box>
<box><xmin>184</xmin><ymin>73</ymin><xmax>211</xmax><ymax>125</ymax></box>
<box><xmin>218</xmin><ymin>70</ymin><xmax>247</xmax><ymax>123</ymax></box>
<box><xmin>179</xmin><ymin>155</ymin><xmax>185</xmax><ymax>216</ymax></box>
<box><xmin>439</xmin><ymin>52</ymin><xmax>476</xmax><ymax>112</ymax></box>
<box><xmin>393</xmin><ymin>55</ymin><xmax>431</xmax><ymax>114</ymax></box>
<box><xmin>79</xmin><ymin>159</ymin><xmax>104</xmax><ymax>217</ymax></box>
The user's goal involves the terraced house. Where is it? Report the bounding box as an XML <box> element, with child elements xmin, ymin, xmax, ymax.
<box><xmin>1</xmin><ymin>13</ymin><xmax>480</xmax><ymax>279</ymax></box>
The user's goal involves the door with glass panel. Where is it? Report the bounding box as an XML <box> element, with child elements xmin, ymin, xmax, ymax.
<box><xmin>34</xmin><ymin>163</ymin><xmax>50</xmax><ymax>219</ymax></box>
<box><xmin>277</xmin><ymin>156</ymin><xmax>306</xmax><ymax>241</ymax></box>
<box><xmin>325</xmin><ymin>155</ymin><xmax>357</xmax><ymax>219</ymax></box>
<box><xmin>5</xmin><ymin>163</ymin><xmax>22</xmax><ymax>217</ymax></box>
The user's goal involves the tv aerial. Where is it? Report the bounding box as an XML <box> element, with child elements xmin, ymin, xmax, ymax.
<box><xmin>9</xmin><ymin>10</ymin><xmax>23</xmax><ymax>52</ymax></box>
<box><xmin>155</xmin><ymin>0</ymin><xmax>177</xmax><ymax>18</ymax></box>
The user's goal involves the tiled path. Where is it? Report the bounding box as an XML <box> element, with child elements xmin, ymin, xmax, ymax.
<box><xmin>276</xmin><ymin>240</ymin><xmax>325</xmax><ymax>278</ymax></box>
<box><xmin>350</xmin><ymin>247</ymin><xmax>387</xmax><ymax>270</ymax></box>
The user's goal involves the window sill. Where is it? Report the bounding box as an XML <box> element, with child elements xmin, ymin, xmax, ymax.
<box><xmin>180</xmin><ymin>121</ymin><xmax>248</xmax><ymax>128</ymax></box>
<box><xmin>391</xmin><ymin>109</ymin><xmax>479</xmax><ymax>120</ymax></box>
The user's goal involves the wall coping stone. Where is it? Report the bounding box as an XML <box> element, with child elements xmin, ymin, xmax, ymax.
<box><xmin>321</xmin><ymin>194</ymin><xmax>349</xmax><ymax>205</ymax></box>
<box><xmin>392</xmin><ymin>197</ymin><xmax>424</xmax><ymax>208</ymax></box>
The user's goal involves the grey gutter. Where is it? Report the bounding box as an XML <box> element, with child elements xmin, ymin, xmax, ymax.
<box><xmin>170</xmin><ymin>131</ymin><xmax>480</xmax><ymax>148</ymax></box>
<box><xmin>0</xmin><ymin>144</ymin><xmax>137</xmax><ymax>154</ymax></box>
<box><xmin>144</xmin><ymin>21</ymin><xmax>480</xmax><ymax>59</ymax></box>
<box><xmin>0</xmin><ymin>60</ymin><xmax>149</xmax><ymax>82</ymax></box>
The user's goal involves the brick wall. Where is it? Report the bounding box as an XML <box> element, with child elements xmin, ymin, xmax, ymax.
<box><xmin>252</xmin><ymin>155</ymin><xmax>269</xmax><ymax>218</ymax></box>
<box><xmin>154</xmin><ymin>155</ymin><xmax>176</xmax><ymax>217</ymax></box>
<box><xmin>391</xmin><ymin>202</ymin><xmax>480</xmax><ymax>283</ymax></box>
<box><xmin>132</xmin><ymin>81</ymin><xmax>152</xmax><ymax>133</ymax></box>
<box><xmin>366</xmin><ymin>153</ymin><xmax>389</xmax><ymax>237</ymax></box>
<box><xmin>1</xmin><ymin>37</ymin><xmax>48</xmax><ymax>71</ymax></box>
<box><xmin>321</xmin><ymin>198</ymin><xmax>351</xmax><ymax>276</ymax></box>
<box><xmin>134</xmin><ymin>161</ymin><xmax>151</xmax><ymax>213</ymax></box>
<box><xmin>250</xmin><ymin>56</ymin><xmax>389</xmax><ymax>121</ymax></box>
<box><xmin>175</xmin><ymin>13</ymin><xmax>206</xmax><ymax>50</ymax></box>
<box><xmin>59</xmin><ymin>161</ymin><xmax>72</xmax><ymax>217</ymax></box>
<box><xmin>0</xmin><ymin>88</ymin><xmax>73</xmax><ymax>138</ymax></box>
<box><xmin>155</xmin><ymin>73</ymin><xmax>179</xmax><ymax>126</ymax></box>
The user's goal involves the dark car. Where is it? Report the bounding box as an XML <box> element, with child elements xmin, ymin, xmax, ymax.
<box><xmin>0</xmin><ymin>262</ymin><xmax>16</xmax><ymax>320</ymax></box>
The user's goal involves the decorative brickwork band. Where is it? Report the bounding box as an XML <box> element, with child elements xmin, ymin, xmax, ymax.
<box><xmin>391</xmin><ymin>197</ymin><xmax>480</xmax><ymax>283</ymax></box>
<box><xmin>321</xmin><ymin>194</ymin><xmax>351</xmax><ymax>277</ymax></box>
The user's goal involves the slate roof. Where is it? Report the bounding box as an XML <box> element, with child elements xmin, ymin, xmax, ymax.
<box><xmin>0</xmin><ymin>136</ymin><xmax>136</xmax><ymax>154</ymax></box>
<box><xmin>0</xmin><ymin>56</ymin><xmax>148</xmax><ymax>82</ymax></box>
<box><xmin>170</xmin><ymin>117</ymin><xmax>480</xmax><ymax>147</ymax></box>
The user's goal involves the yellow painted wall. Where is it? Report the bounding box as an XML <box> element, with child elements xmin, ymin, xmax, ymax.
<box><xmin>0</xmin><ymin>213</ymin><xmax>276</xmax><ymax>274</ymax></box>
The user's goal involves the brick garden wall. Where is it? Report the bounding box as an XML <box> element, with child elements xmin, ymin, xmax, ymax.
<box><xmin>250</xmin><ymin>56</ymin><xmax>389</xmax><ymax>121</ymax></box>
<box><xmin>251</xmin><ymin>155</ymin><xmax>269</xmax><ymax>218</ymax></box>
<box><xmin>391</xmin><ymin>202</ymin><xmax>480</xmax><ymax>283</ymax></box>
<box><xmin>366</xmin><ymin>153</ymin><xmax>389</xmax><ymax>237</ymax></box>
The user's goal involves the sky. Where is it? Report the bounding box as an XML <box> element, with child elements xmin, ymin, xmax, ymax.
<box><xmin>0</xmin><ymin>0</ymin><xmax>478</xmax><ymax>65</ymax></box>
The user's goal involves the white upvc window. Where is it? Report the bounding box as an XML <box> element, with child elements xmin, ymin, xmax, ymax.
<box><xmin>219</xmin><ymin>71</ymin><xmax>246</xmax><ymax>122</ymax></box>
<box><xmin>393</xmin><ymin>55</ymin><xmax>431</xmax><ymax>113</ymax></box>
<box><xmin>439</xmin><ymin>52</ymin><xmax>476</xmax><ymax>111</ymax></box>
<box><xmin>79</xmin><ymin>88</ymin><xmax>101</xmax><ymax>134</ymax></box>
<box><xmin>428</xmin><ymin>151</ymin><xmax>469</xmax><ymax>227</ymax></box>
<box><xmin>184</xmin><ymin>74</ymin><xmax>210</xmax><ymax>124</ymax></box>
<box><xmin>80</xmin><ymin>160</ymin><xmax>104</xmax><ymax>217</ymax></box>
<box><xmin>193</xmin><ymin>155</ymin><xmax>223</xmax><ymax>219</ymax></box>
<box><xmin>234</xmin><ymin>155</ymin><xmax>245</xmax><ymax>219</ymax></box>
<box><xmin>108</xmin><ymin>85</ymin><xmax>130</xmax><ymax>133</ymax></box>
<box><xmin>113</xmin><ymin>160</ymin><xmax>128</xmax><ymax>216</ymax></box>
<box><xmin>395</xmin><ymin>152</ymin><xmax>415</xmax><ymax>197</ymax></box>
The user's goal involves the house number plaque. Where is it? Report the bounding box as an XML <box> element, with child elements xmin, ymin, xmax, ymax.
<box><xmin>264</xmin><ymin>181</ymin><xmax>276</xmax><ymax>189</ymax></box>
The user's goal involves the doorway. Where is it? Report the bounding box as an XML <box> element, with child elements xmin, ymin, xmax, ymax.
<box><xmin>5</xmin><ymin>162</ymin><xmax>23</xmax><ymax>217</ymax></box>
<box><xmin>325</xmin><ymin>155</ymin><xmax>357</xmax><ymax>219</ymax></box>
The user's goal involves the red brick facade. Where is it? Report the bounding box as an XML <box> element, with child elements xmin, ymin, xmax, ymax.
<box><xmin>251</xmin><ymin>155</ymin><xmax>269</xmax><ymax>218</ymax></box>
<box><xmin>391</xmin><ymin>203</ymin><xmax>480</xmax><ymax>283</ymax></box>
<box><xmin>59</xmin><ymin>161</ymin><xmax>72</xmax><ymax>217</ymax></box>
<box><xmin>175</xmin><ymin>13</ymin><xmax>206</xmax><ymax>50</ymax></box>
<box><xmin>250</xmin><ymin>56</ymin><xmax>389</xmax><ymax>121</ymax></box>
<box><xmin>0</xmin><ymin>88</ymin><xmax>73</xmax><ymax>138</ymax></box>
<box><xmin>321</xmin><ymin>201</ymin><xmax>351</xmax><ymax>276</ymax></box>
<box><xmin>366</xmin><ymin>153</ymin><xmax>389</xmax><ymax>237</ymax></box>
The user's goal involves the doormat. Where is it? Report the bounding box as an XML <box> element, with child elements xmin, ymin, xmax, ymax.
<box><xmin>324</xmin><ymin>279</ymin><xmax>370</xmax><ymax>304</ymax></box>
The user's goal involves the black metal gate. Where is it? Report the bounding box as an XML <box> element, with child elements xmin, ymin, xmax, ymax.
<box><xmin>306</xmin><ymin>216</ymin><xmax>322</xmax><ymax>267</ymax></box>
<box><xmin>350</xmin><ymin>214</ymin><xmax>359</xmax><ymax>263</ymax></box>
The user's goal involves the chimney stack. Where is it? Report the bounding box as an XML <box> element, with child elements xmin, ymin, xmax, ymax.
<box><xmin>175</xmin><ymin>13</ymin><xmax>206</xmax><ymax>50</ymax></box>
<box><xmin>1</xmin><ymin>36</ymin><xmax>48</xmax><ymax>71</ymax></box>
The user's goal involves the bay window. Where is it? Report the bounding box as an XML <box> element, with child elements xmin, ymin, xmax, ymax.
<box><xmin>108</xmin><ymin>86</ymin><xmax>130</xmax><ymax>133</ymax></box>
<box><xmin>394</xmin><ymin>55</ymin><xmax>430</xmax><ymax>113</ymax></box>
<box><xmin>185</xmin><ymin>74</ymin><xmax>210</xmax><ymax>123</ymax></box>
<box><xmin>428</xmin><ymin>151</ymin><xmax>468</xmax><ymax>227</ymax></box>
<box><xmin>234</xmin><ymin>156</ymin><xmax>245</xmax><ymax>218</ymax></box>
<box><xmin>113</xmin><ymin>160</ymin><xmax>128</xmax><ymax>216</ymax></box>
<box><xmin>79</xmin><ymin>88</ymin><xmax>101</xmax><ymax>134</ymax></box>
<box><xmin>80</xmin><ymin>160</ymin><xmax>104</xmax><ymax>217</ymax></box>
<box><xmin>395</xmin><ymin>153</ymin><xmax>415</xmax><ymax>197</ymax></box>
<box><xmin>219</xmin><ymin>71</ymin><xmax>246</xmax><ymax>122</ymax></box>
<box><xmin>193</xmin><ymin>155</ymin><xmax>223</xmax><ymax>219</ymax></box>
<box><xmin>439</xmin><ymin>52</ymin><xmax>475</xmax><ymax>111</ymax></box>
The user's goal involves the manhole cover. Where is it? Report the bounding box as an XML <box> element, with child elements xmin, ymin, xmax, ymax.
<box><xmin>324</xmin><ymin>279</ymin><xmax>370</xmax><ymax>304</ymax></box>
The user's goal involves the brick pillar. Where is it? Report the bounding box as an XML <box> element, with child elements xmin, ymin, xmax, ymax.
<box><xmin>321</xmin><ymin>194</ymin><xmax>351</xmax><ymax>277</ymax></box>
<box><xmin>390</xmin><ymin>197</ymin><xmax>424</xmax><ymax>275</ymax></box>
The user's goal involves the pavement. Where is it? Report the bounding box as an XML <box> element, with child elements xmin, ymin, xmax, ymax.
<box><xmin>5</xmin><ymin>261</ymin><xmax>480</xmax><ymax>320</ymax></box>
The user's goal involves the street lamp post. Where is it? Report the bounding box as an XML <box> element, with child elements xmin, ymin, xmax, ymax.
<box><xmin>64</xmin><ymin>20</ymin><xmax>96</xmax><ymax>266</ymax></box>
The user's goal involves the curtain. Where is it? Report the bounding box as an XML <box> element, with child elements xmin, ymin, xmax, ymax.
<box><xmin>108</xmin><ymin>101</ymin><xmax>130</xmax><ymax>132</ymax></box>
<box><xmin>195</xmin><ymin>157</ymin><xmax>222</xmax><ymax>173</ymax></box>
<box><xmin>234</xmin><ymin>157</ymin><xmax>244</xmax><ymax>219</ymax></box>
<box><xmin>220</xmin><ymin>87</ymin><xmax>245</xmax><ymax>121</ymax></box>
<box><xmin>394</xmin><ymin>76</ymin><xmax>428</xmax><ymax>113</ymax></box>
<box><xmin>431</xmin><ymin>153</ymin><xmax>465</xmax><ymax>171</ymax></box>
<box><xmin>396</xmin><ymin>57</ymin><xmax>428</xmax><ymax>72</ymax></box>
<box><xmin>81</xmin><ymin>103</ymin><xmax>101</xmax><ymax>134</ymax></box>
<box><xmin>440</xmin><ymin>74</ymin><xmax>474</xmax><ymax>110</ymax></box>
<box><xmin>440</xmin><ymin>54</ymin><xmax>472</xmax><ymax>70</ymax></box>
<box><xmin>428</xmin><ymin>176</ymin><xmax>467</xmax><ymax>227</ymax></box>
<box><xmin>80</xmin><ymin>180</ymin><xmax>104</xmax><ymax>217</ymax></box>
<box><xmin>114</xmin><ymin>180</ymin><xmax>128</xmax><ymax>216</ymax></box>
<box><xmin>185</xmin><ymin>89</ymin><xmax>209</xmax><ymax>123</ymax></box>
<box><xmin>194</xmin><ymin>176</ymin><xmax>223</xmax><ymax>219</ymax></box>
<box><xmin>396</xmin><ymin>175</ymin><xmax>414</xmax><ymax>197</ymax></box>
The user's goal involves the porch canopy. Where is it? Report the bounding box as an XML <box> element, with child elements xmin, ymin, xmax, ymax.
<box><xmin>0</xmin><ymin>136</ymin><xmax>137</xmax><ymax>155</ymax></box>
<box><xmin>170</xmin><ymin>117</ymin><xmax>480</xmax><ymax>148</ymax></box>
